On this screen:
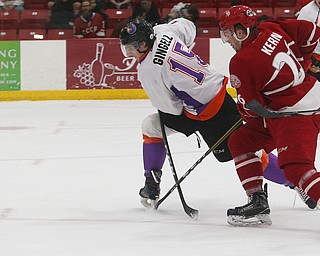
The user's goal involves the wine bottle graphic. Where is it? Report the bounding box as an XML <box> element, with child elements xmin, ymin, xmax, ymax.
<box><xmin>90</xmin><ymin>43</ymin><xmax>105</xmax><ymax>86</ymax></box>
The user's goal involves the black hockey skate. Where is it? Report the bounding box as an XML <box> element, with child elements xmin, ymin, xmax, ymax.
<box><xmin>139</xmin><ymin>170</ymin><xmax>162</xmax><ymax>208</ymax></box>
<box><xmin>227</xmin><ymin>184</ymin><xmax>272</xmax><ymax>227</ymax></box>
<box><xmin>291</xmin><ymin>186</ymin><xmax>318</xmax><ymax>209</ymax></box>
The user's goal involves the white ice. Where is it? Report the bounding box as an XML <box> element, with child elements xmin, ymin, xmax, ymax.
<box><xmin>0</xmin><ymin>99</ymin><xmax>319</xmax><ymax>256</ymax></box>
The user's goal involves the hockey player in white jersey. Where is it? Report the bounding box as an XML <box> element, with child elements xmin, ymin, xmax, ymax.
<box><xmin>119</xmin><ymin>18</ymin><xmax>317</xmax><ymax>210</ymax></box>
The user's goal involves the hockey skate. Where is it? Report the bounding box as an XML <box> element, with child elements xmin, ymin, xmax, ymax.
<box><xmin>227</xmin><ymin>184</ymin><xmax>272</xmax><ymax>227</ymax></box>
<box><xmin>291</xmin><ymin>186</ymin><xmax>318</xmax><ymax>209</ymax></box>
<box><xmin>139</xmin><ymin>170</ymin><xmax>162</xmax><ymax>209</ymax></box>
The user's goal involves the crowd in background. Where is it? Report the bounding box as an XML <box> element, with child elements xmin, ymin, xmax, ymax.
<box><xmin>0</xmin><ymin>0</ymin><xmax>314</xmax><ymax>39</ymax></box>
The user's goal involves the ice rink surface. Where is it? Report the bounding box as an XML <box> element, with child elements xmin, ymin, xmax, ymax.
<box><xmin>0</xmin><ymin>99</ymin><xmax>319</xmax><ymax>256</ymax></box>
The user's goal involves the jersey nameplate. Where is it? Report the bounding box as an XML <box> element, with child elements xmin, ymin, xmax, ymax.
<box><xmin>153</xmin><ymin>34</ymin><xmax>173</xmax><ymax>66</ymax></box>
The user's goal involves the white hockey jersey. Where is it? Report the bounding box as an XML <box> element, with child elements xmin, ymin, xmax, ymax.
<box><xmin>137</xmin><ymin>18</ymin><xmax>228</xmax><ymax>121</ymax></box>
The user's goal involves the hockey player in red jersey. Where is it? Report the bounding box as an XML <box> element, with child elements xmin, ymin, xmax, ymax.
<box><xmin>73</xmin><ymin>8</ymin><xmax>105</xmax><ymax>38</ymax></box>
<box><xmin>219</xmin><ymin>5</ymin><xmax>320</xmax><ymax>226</ymax></box>
<box><xmin>119</xmin><ymin>18</ymin><xmax>316</xmax><ymax>213</ymax></box>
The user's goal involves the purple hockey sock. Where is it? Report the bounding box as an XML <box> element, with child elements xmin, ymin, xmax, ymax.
<box><xmin>264</xmin><ymin>153</ymin><xmax>293</xmax><ymax>187</ymax></box>
<box><xmin>143</xmin><ymin>142</ymin><xmax>166</xmax><ymax>177</ymax></box>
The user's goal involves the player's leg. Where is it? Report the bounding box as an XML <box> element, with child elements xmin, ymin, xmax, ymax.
<box><xmin>259</xmin><ymin>151</ymin><xmax>317</xmax><ymax>209</ymax></box>
<box><xmin>269</xmin><ymin>115</ymin><xmax>320</xmax><ymax>208</ymax></box>
<box><xmin>226</xmin><ymin>119</ymin><xmax>273</xmax><ymax>226</ymax></box>
<box><xmin>140</xmin><ymin>112</ymin><xmax>196</xmax><ymax>207</ymax></box>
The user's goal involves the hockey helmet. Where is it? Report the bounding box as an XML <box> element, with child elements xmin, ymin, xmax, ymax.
<box><xmin>119</xmin><ymin>19</ymin><xmax>155</xmax><ymax>57</ymax></box>
<box><xmin>219</xmin><ymin>5</ymin><xmax>257</xmax><ymax>42</ymax></box>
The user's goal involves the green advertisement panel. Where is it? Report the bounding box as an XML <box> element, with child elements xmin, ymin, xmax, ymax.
<box><xmin>0</xmin><ymin>41</ymin><xmax>20</xmax><ymax>91</ymax></box>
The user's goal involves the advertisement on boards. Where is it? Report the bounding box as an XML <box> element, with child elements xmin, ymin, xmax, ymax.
<box><xmin>0</xmin><ymin>41</ymin><xmax>20</xmax><ymax>91</ymax></box>
<box><xmin>66</xmin><ymin>38</ymin><xmax>209</xmax><ymax>90</ymax></box>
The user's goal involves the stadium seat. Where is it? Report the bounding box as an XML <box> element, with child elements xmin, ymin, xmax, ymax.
<box><xmin>47</xmin><ymin>29</ymin><xmax>74</xmax><ymax>39</ymax></box>
<box><xmin>106</xmin><ymin>28</ymin><xmax>114</xmax><ymax>38</ymax></box>
<box><xmin>0</xmin><ymin>10</ymin><xmax>20</xmax><ymax>30</ymax></box>
<box><xmin>273</xmin><ymin>7</ymin><xmax>296</xmax><ymax>20</ymax></box>
<box><xmin>197</xmin><ymin>7</ymin><xmax>218</xmax><ymax>27</ymax></box>
<box><xmin>20</xmin><ymin>10</ymin><xmax>49</xmax><ymax>29</ymax></box>
<box><xmin>162</xmin><ymin>0</ymin><xmax>184</xmax><ymax>8</ymax></box>
<box><xmin>163</xmin><ymin>0</ymin><xmax>215</xmax><ymax>8</ymax></box>
<box><xmin>217</xmin><ymin>7</ymin><xmax>229</xmax><ymax>17</ymax></box>
<box><xmin>188</xmin><ymin>0</ymin><xmax>215</xmax><ymax>7</ymax></box>
<box><xmin>197</xmin><ymin>27</ymin><xmax>220</xmax><ymax>38</ymax></box>
<box><xmin>251</xmin><ymin>7</ymin><xmax>274</xmax><ymax>18</ymax></box>
<box><xmin>272</xmin><ymin>0</ymin><xmax>297</xmax><ymax>7</ymax></box>
<box><xmin>104</xmin><ymin>9</ymin><xmax>131</xmax><ymax>28</ymax></box>
<box><xmin>161</xmin><ymin>7</ymin><xmax>172</xmax><ymax>18</ymax></box>
<box><xmin>24</xmin><ymin>0</ymin><xmax>47</xmax><ymax>10</ymax></box>
<box><xmin>216</xmin><ymin>0</ymin><xmax>232</xmax><ymax>8</ymax></box>
<box><xmin>245</xmin><ymin>0</ymin><xmax>271</xmax><ymax>7</ymax></box>
<box><xmin>19</xmin><ymin>28</ymin><xmax>47</xmax><ymax>40</ymax></box>
<box><xmin>0</xmin><ymin>29</ymin><xmax>18</xmax><ymax>40</ymax></box>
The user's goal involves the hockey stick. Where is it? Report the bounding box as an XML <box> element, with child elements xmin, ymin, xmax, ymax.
<box><xmin>158</xmin><ymin>112</ymin><xmax>199</xmax><ymax>219</ymax></box>
<box><xmin>155</xmin><ymin>118</ymin><xmax>243</xmax><ymax>210</ymax></box>
<box><xmin>246</xmin><ymin>100</ymin><xmax>320</xmax><ymax>118</ymax></box>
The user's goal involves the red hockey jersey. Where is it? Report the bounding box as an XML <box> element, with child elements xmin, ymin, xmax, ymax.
<box><xmin>73</xmin><ymin>13</ymin><xmax>106</xmax><ymax>38</ymax></box>
<box><xmin>229</xmin><ymin>20</ymin><xmax>320</xmax><ymax>120</ymax></box>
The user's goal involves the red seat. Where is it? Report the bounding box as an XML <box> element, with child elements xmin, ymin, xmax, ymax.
<box><xmin>161</xmin><ymin>7</ymin><xmax>172</xmax><ymax>18</ymax></box>
<box><xmin>19</xmin><ymin>28</ymin><xmax>47</xmax><ymax>40</ymax></box>
<box><xmin>272</xmin><ymin>0</ymin><xmax>297</xmax><ymax>7</ymax></box>
<box><xmin>162</xmin><ymin>0</ymin><xmax>184</xmax><ymax>8</ymax></box>
<box><xmin>188</xmin><ymin>0</ymin><xmax>215</xmax><ymax>7</ymax></box>
<box><xmin>0</xmin><ymin>10</ymin><xmax>20</xmax><ymax>29</ymax></box>
<box><xmin>217</xmin><ymin>7</ymin><xmax>230</xmax><ymax>17</ymax></box>
<box><xmin>104</xmin><ymin>9</ymin><xmax>131</xmax><ymax>28</ymax></box>
<box><xmin>47</xmin><ymin>29</ymin><xmax>74</xmax><ymax>39</ymax></box>
<box><xmin>197</xmin><ymin>27</ymin><xmax>220</xmax><ymax>38</ymax></box>
<box><xmin>106</xmin><ymin>28</ymin><xmax>114</xmax><ymax>38</ymax></box>
<box><xmin>251</xmin><ymin>7</ymin><xmax>274</xmax><ymax>18</ymax></box>
<box><xmin>24</xmin><ymin>0</ymin><xmax>47</xmax><ymax>10</ymax></box>
<box><xmin>216</xmin><ymin>0</ymin><xmax>233</xmax><ymax>8</ymax></box>
<box><xmin>0</xmin><ymin>29</ymin><xmax>18</xmax><ymax>40</ymax></box>
<box><xmin>197</xmin><ymin>7</ymin><xmax>218</xmax><ymax>27</ymax></box>
<box><xmin>245</xmin><ymin>0</ymin><xmax>271</xmax><ymax>7</ymax></box>
<box><xmin>274</xmin><ymin>7</ymin><xmax>296</xmax><ymax>20</ymax></box>
<box><xmin>20</xmin><ymin>10</ymin><xmax>49</xmax><ymax>29</ymax></box>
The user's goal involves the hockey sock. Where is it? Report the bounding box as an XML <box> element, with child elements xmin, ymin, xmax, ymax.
<box><xmin>143</xmin><ymin>137</ymin><xmax>166</xmax><ymax>177</ymax></box>
<box><xmin>263</xmin><ymin>153</ymin><xmax>293</xmax><ymax>187</ymax></box>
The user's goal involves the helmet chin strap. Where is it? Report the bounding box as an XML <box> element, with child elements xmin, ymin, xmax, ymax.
<box><xmin>232</xmin><ymin>27</ymin><xmax>251</xmax><ymax>42</ymax></box>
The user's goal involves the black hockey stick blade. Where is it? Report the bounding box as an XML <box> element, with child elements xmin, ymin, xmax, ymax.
<box><xmin>246</xmin><ymin>100</ymin><xmax>320</xmax><ymax>118</ymax></box>
<box><xmin>185</xmin><ymin>207</ymin><xmax>199</xmax><ymax>219</ymax></box>
<box><xmin>245</xmin><ymin>100</ymin><xmax>286</xmax><ymax>118</ymax></box>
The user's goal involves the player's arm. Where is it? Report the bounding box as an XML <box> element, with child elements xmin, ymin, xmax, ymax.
<box><xmin>295</xmin><ymin>20</ymin><xmax>320</xmax><ymax>60</ymax></box>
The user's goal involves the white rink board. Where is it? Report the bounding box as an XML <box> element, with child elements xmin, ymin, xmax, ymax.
<box><xmin>20</xmin><ymin>40</ymin><xmax>66</xmax><ymax>90</ymax></box>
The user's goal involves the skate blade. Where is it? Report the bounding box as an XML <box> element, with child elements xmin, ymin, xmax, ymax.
<box><xmin>140</xmin><ymin>197</ymin><xmax>158</xmax><ymax>209</ymax></box>
<box><xmin>227</xmin><ymin>214</ymin><xmax>272</xmax><ymax>227</ymax></box>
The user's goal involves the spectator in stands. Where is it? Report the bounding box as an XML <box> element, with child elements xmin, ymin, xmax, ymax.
<box><xmin>161</xmin><ymin>2</ymin><xmax>199</xmax><ymax>24</ymax></box>
<box><xmin>90</xmin><ymin>0</ymin><xmax>108</xmax><ymax>21</ymax></box>
<box><xmin>93</xmin><ymin>0</ymin><xmax>108</xmax><ymax>10</ymax></box>
<box><xmin>294</xmin><ymin>0</ymin><xmax>312</xmax><ymax>17</ymax></box>
<box><xmin>48</xmin><ymin>0</ymin><xmax>81</xmax><ymax>14</ymax></box>
<box><xmin>0</xmin><ymin>0</ymin><xmax>24</xmax><ymax>11</ymax></box>
<box><xmin>131</xmin><ymin>0</ymin><xmax>160</xmax><ymax>26</ymax></box>
<box><xmin>74</xmin><ymin>0</ymin><xmax>108</xmax><ymax>21</ymax></box>
<box><xmin>297</xmin><ymin>0</ymin><xmax>320</xmax><ymax>81</ymax></box>
<box><xmin>231</xmin><ymin>0</ymin><xmax>245</xmax><ymax>6</ymax></box>
<box><xmin>73</xmin><ymin>0</ymin><xmax>106</xmax><ymax>38</ymax></box>
<box><xmin>48</xmin><ymin>0</ymin><xmax>81</xmax><ymax>29</ymax></box>
<box><xmin>106</xmin><ymin>0</ymin><xmax>131</xmax><ymax>9</ymax></box>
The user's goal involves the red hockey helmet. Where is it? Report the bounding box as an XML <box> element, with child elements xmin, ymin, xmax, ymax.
<box><xmin>219</xmin><ymin>5</ymin><xmax>257</xmax><ymax>31</ymax></box>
